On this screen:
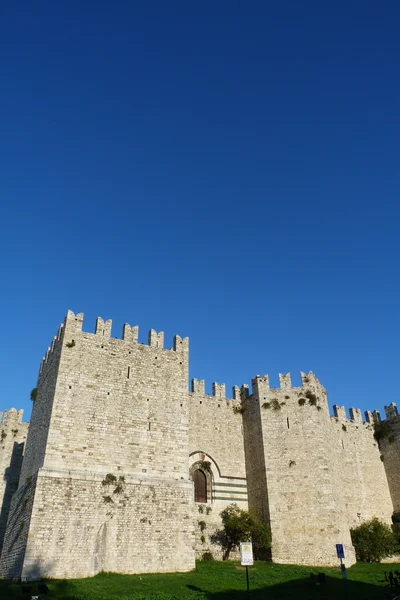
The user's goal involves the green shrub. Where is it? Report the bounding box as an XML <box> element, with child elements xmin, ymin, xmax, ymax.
<box><xmin>201</xmin><ymin>551</ymin><xmax>214</xmax><ymax>561</ymax></box>
<box><xmin>298</xmin><ymin>398</ymin><xmax>306</xmax><ymax>406</ymax></box>
<box><xmin>350</xmin><ymin>517</ymin><xmax>398</xmax><ymax>562</ymax></box>
<box><xmin>30</xmin><ymin>388</ymin><xmax>38</xmax><ymax>402</ymax></box>
<box><xmin>211</xmin><ymin>503</ymin><xmax>271</xmax><ymax>560</ymax></box>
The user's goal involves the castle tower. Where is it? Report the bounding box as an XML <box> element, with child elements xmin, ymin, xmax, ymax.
<box><xmin>243</xmin><ymin>372</ymin><xmax>356</xmax><ymax>566</ymax></box>
<box><xmin>0</xmin><ymin>311</ymin><xmax>194</xmax><ymax>580</ymax></box>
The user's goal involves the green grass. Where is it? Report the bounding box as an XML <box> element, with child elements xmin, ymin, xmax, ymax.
<box><xmin>0</xmin><ymin>560</ymin><xmax>399</xmax><ymax>599</ymax></box>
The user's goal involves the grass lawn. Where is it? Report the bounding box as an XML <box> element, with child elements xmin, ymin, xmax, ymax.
<box><xmin>0</xmin><ymin>560</ymin><xmax>399</xmax><ymax>599</ymax></box>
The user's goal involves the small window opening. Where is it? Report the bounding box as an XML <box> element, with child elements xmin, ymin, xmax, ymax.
<box><xmin>69</xmin><ymin>385</ymin><xmax>72</xmax><ymax>389</ymax></box>
<box><xmin>287</xmin><ymin>417</ymin><xmax>290</xmax><ymax>429</ymax></box>
<box><xmin>342</xmin><ymin>440</ymin><xmax>345</xmax><ymax>450</ymax></box>
<box><xmin>148</xmin><ymin>422</ymin><xmax>151</xmax><ymax>431</ymax></box>
<box><xmin>127</xmin><ymin>367</ymin><xmax>130</xmax><ymax>379</ymax></box>
<box><xmin>193</xmin><ymin>469</ymin><xmax>207</xmax><ymax>503</ymax></box>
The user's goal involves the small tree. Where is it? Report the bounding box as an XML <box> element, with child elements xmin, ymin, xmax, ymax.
<box><xmin>350</xmin><ymin>517</ymin><xmax>398</xmax><ymax>562</ymax></box>
<box><xmin>211</xmin><ymin>503</ymin><xmax>271</xmax><ymax>560</ymax></box>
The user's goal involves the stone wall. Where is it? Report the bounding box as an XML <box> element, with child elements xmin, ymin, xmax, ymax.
<box><xmin>330</xmin><ymin>406</ymin><xmax>394</xmax><ymax>528</ymax></box>
<box><xmin>379</xmin><ymin>415</ymin><xmax>400</xmax><ymax>513</ymax></box>
<box><xmin>1</xmin><ymin>310</ymin><xmax>400</xmax><ymax>578</ymax></box>
<box><xmin>188</xmin><ymin>380</ymin><xmax>248</xmax><ymax>558</ymax></box>
<box><xmin>8</xmin><ymin>470</ymin><xmax>194</xmax><ymax>580</ymax></box>
<box><xmin>0</xmin><ymin>311</ymin><xmax>195</xmax><ymax>579</ymax></box>
<box><xmin>43</xmin><ymin>312</ymin><xmax>190</xmax><ymax>479</ymax></box>
<box><xmin>244</xmin><ymin>372</ymin><xmax>356</xmax><ymax>566</ymax></box>
<box><xmin>0</xmin><ymin>410</ymin><xmax>29</xmax><ymax>556</ymax></box>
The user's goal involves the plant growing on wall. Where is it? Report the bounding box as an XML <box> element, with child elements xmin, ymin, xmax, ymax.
<box><xmin>30</xmin><ymin>388</ymin><xmax>37</xmax><ymax>402</ymax></box>
<box><xmin>298</xmin><ymin>398</ymin><xmax>306</xmax><ymax>406</ymax></box>
<box><xmin>198</xmin><ymin>460</ymin><xmax>212</xmax><ymax>473</ymax></box>
<box><xmin>102</xmin><ymin>473</ymin><xmax>117</xmax><ymax>486</ymax></box>
<box><xmin>374</xmin><ymin>421</ymin><xmax>395</xmax><ymax>446</ymax></box>
<box><xmin>66</xmin><ymin>340</ymin><xmax>76</xmax><ymax>348</ymax></box>
<box><xmin>103</xmin><ymin>495</ymin><xmax>114</xmax><ymax>504</ymax></box>
<box><xmin>305</xmin><ymin>391</ymin><xmax>317</xmax><ymax>405</ymax></box>
<box><xmin>198</xmin><ymin>520</ymin><xmax>206</xmax><ymax>532</ymax></box>
<box><xmin>233</xmin><ymin>405</ymin><xmax>245</xmax><ymax>414</ymax></box>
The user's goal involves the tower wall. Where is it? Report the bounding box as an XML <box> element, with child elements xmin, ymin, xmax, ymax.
<box><xmin>377</xmin><ymin>414</ymin><xmax>400</xmax><ymax>513</ymax></box>
<box><xmin>0</xmin><ymin>410</ymin><xmax>29</xmax><ymax>556</ymax></box>
<box><xmin>330</xmin><ymin>406</ymin><xmax>394</xmax><ymax>528</ymax></box>
<box><xmin>244</xmin><ymin>372</ymin><xmax>356</xmax><ymax>566</ymax></box>
<box><xmin>188</xmin><ymin>380</ymin><xmax>248</xmax><ymax>558</ymax></box>
<box><xmin>0</xmin><ymin>311</ymin><xmax>195</xmax><ymax>580</ymax></box>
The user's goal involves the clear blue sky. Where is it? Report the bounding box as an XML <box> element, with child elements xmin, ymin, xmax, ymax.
<box><xmin>1</xmin><ymin>2</ymin><xmax>399</xmax><ymax>422</ymax></box>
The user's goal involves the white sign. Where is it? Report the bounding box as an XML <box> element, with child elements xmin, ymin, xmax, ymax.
<box><xmin>240</xmin><ymin>541</ymin><xmax>254</xmax><ymax>566</ymax></box>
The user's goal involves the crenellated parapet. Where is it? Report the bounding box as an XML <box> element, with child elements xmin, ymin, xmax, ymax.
<box><xmin>251</xmin><ymin>371</ymin><xmax>325</xmax><ymax>398</ymax></box>
<box><xmin>212</xmin><ymin>382</ymin><xmax>226</xmax><ymax>398</ymax></box>
<box><xmin>191</xmin><ymin>378</ymin><xmax>205</xmax><ymax>395</ymax></box>
<box><xmin>95</xmin><ymin>317</ymin><xmax>112</xmax><ymax>338</ymax></box>
<box><xmin>384</xmin><ymin>403</ymin><xmax>398</xmax><ymax>420</ymax></box>
<box><xmin>38</xmin><ymin>322</ymin><xmax>65</xmax><ymax>378</ymax></box>
<box><xmin>190</xmin><ymin>378</ymin><xmax>244</xmax><ymax>401</ymax></box>
<box><xmin>279</xmin><ymin>373</ymin><xmax>291</xmax><ymax>389</ymax></box>
<box><xmin>149</xmin><ymin>330</ymin><xmax>164</xmax><ymax>349</ymax></box>
<box><xmin>54</xmin><ymin>310</ymin><xmax>189</xmax><ymax>354</ymax></box>
<box><xmin>349</xmin><ymin>408</ymin><xmax>363</xmax><ymax>423</ymax></box>
<box><xmin>0</xmin><ymin>408</ymin><xmax>25</xmax><ymax>426</ymax></box>
<box><xmin>122</xmin><ymin>323</ymin><xmax>139</xmax><ymax>344</ymax></box>
<box><xmin>333</xmin><ymin>405</ymin><xmax>347</xmax><ymax>421</ymax></box>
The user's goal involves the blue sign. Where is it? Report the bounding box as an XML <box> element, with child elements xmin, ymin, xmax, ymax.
<box><xmin>336</xmin><ymin>544</ymin><xmax>345</xmax><ymax>559</ymax></box>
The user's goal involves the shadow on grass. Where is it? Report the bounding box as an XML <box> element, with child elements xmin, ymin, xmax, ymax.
<box><xmin>0</xmin><ymin>570</ymin><xmax>397</xmax><ymax>600</ymax></box>
<box><xmin>187</xmin><ymin>576</ymin><xmax>394</xmax><ymax>600</ymax></box>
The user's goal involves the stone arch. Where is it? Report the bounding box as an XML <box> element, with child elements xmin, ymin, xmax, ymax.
<box><xmin>189</xmin><ymin>451</ymin><xmax>219</xmax><ymax>504</ymax></box>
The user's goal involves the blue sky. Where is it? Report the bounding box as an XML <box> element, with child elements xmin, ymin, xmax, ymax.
<box><xmin>1</xmin><ymin>2</ymin><xmax>399</xmax><ymax>422</ymax></box>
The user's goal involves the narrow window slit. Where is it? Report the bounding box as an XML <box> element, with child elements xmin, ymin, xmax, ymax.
<box><xmin>127</xmin><ymin>366</ymin><xmax>130</xmax><ymax>379</ymax></box>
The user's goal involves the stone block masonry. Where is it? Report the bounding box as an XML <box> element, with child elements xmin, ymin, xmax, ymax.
<box><xmin>0</xmin><ymin>410</ymin><xmax>29</xmax><ymax>556</ymax></box>
<box><xmin>0</xmin><ymin>310</ymin><xmax>399</xmax><ymax>578</ymax></box>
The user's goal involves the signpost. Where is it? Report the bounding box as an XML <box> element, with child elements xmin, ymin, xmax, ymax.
<box><xmin>240</xmin><ymin>541</ymin><xmax>253</xmax><ymax>595</ymax></box>
<box><xmin>336</xmin><ymin>544</ymin><xmax>347</xmax><ymax>579</ymax></box>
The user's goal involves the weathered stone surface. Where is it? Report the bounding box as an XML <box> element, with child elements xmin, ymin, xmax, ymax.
<box><xmin>0</xmin><ymin>311</ymin><xmax>399</xmax><ymax>578</ymax></box>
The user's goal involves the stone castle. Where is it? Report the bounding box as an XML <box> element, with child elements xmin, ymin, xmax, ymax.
<box><xmin>0</xmin><ymin>310</ymin><xmax>399</xmax><ymax>580</ymax></box>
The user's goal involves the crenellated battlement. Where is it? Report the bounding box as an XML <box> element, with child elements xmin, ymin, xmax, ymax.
<box><xmin>190</xmin><ymin>378</ymin><xmax>247</xmax><ymax>401</ymax></box>
<box><xmin>251</xmin><ymin>371</ymin><xmax>324</xmax><ymax>396</ymax></box>
<box><xmin>0</xmin><ymin>408</ymin><xmax>24</xmax><ymax>425</ymax></box>
<box><xmin>60</xmin><ymin>310</ymin><xmax>189</xmax><ymax>353</ymax></box>
<box><xmin>38</xmin><ymin>322</ymin><xmax>65</xmax><ymax>376</ymax></box>
<box><xmin>384</xmin><ymin>402</ymin><xmax>398</xmax><ymax>420</ymax></box>
<box><xmin>332</xmin><ymin>405</ymin><xmax>384</xmax><ymax>426</ymax></box>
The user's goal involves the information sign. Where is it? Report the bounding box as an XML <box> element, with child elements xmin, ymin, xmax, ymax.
<box><xmin>240</xmin><ymin>541</ymin><xmax>254</xmax><ymax>566</ymax></box>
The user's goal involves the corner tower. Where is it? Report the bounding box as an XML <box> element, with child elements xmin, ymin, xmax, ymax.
<box><xmin>0</xmin><ymin>311</ymin><xmax>194</xmax><ymax>580</ymax></box>
<box><xmin>243</xmin><ymin>372</ymin><xmax>356</xmax><ymax>566</ymax></box>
